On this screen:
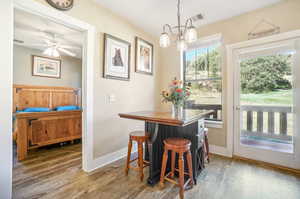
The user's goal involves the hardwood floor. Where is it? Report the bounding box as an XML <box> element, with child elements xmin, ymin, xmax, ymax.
<box><xmin>13</xmin><ymin>143</ymin><xmax>300</xmax><ymax>199</ymax></box>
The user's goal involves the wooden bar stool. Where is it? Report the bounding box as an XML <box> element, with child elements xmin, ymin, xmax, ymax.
<box><xmin>160</xmin><ymin>138</ymin><xmax>194</xmax><ymax>199</ymax></box>
<box><xmin>125</xmin><ymin>131</ymin><xmax>150</xmax><ymax>181</ymax></box>
<box><xmin>204</xmin><ymin>128</ymin><xmax>210</xmax><ymax>163</ymax></box>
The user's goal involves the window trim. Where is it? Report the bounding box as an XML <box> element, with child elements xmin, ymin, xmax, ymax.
<box><xmin>183</xmin><ymin>34</ymin><xmax>224</xmax><ymax>123</ymax></box>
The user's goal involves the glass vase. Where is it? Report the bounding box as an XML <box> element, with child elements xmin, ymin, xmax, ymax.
<box><xmin>172</xmin><ymin>104</ymin><xmax>183</xmax><ymax>118</ymax></box>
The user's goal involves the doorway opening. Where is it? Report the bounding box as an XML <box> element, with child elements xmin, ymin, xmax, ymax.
<box><xmin>11</xmin><ymin>0</ymin><xmax>95</xmax><ymax>196</ymax></box>
<box><xmin>12</xmin><ymin>8</ymin><xmax>85</xmax><ymax>195</ymax></box>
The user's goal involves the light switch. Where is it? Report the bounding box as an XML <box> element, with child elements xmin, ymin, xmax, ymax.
<box><xmin>108</xmin><ymin>94</ymin><xmax>116</xmax><ymax>103</ymax></box>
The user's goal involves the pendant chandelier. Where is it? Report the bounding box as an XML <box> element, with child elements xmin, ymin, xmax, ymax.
<box><xmin>159</xmin><ymin>0</ymin><xmax>198</xmax><ymax>51</ymax></box>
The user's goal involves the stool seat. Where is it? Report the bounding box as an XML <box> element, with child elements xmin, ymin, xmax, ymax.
<box><xmin>129</xmin><ymin>131</ymin><xmax>150</xmax><ymax>140</ymax></box>
<box><xmin>164</xmin><ymin>138</ymin><xmax>191</xmax><ymax>151</ymax></box>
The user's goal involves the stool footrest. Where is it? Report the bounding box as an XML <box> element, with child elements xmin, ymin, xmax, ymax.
<box><xmin>164</xmin><ymin>172</ymin><xmax>192</xmax><ymax>189</ymax></box>
<box><xmin>129</xmin><ymin>158</ymin><xmax>138</xmax><ymax>163</ymax></box>
<box><xmin>174</xmin><ymin>168</ymin><xmax>190</xmax><ymax>176</ymax></box>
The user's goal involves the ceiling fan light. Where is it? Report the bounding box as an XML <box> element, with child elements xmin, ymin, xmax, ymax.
<box><xmin>43</xmin><ymin>47</ymin><xmax>60</xmax><ymax>57</ymax></box>
<box><xmin>159</xmin><ymin>32</ymin><xmax>170</xmax><ymax>48</ymax></box>
<box><xmin>52</xmin><ymin>48</ymin><xmax>60</xmax><ymax>57</ymax></box>
<box><xmin>185</xmin><ymin>26</ymin><xmax>198</xmax><ymax>43</ymax></box>
<box><xmin>43</xmin><ymin>48</ymin><xmax>52</xmax><ymax>56</ymax></box>
<box><xmin>177</xmin><ymin>39</ymin><xmax>187</xmax><ymax>52</ymax></box>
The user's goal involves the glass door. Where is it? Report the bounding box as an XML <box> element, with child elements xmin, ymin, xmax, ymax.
<box><xmin>233</xmin><ymin>39</ymin><xmax>300</xmax><ymax>169</ymax></box>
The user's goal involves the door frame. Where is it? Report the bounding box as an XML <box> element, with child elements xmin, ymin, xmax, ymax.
<box><xmin>13</xmin><ymin>0</ymin><xmax>96</xmax><ymax>171</ymax></box>
<box><xmin>226</xmin><ymin>30</ymin><xmax>300</xmax><ymax>169</ymax></box>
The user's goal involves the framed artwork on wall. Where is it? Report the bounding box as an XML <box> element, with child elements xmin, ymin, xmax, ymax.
<box><xmin>103</xmin><ymin>33</ymin><xmax>131</xmax><ymax>81</ymax></box>
<box><xmin>135</xmin><ymin>37</ymin><xmax>153</xmax><ymax>75</ymax></box>
<box><xmin>32</xmin><ymin>55</ymin><xmax>61</xmax><ymax>78</ymax></box>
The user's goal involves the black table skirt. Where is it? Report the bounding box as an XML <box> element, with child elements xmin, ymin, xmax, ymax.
<box><xmin>145</xmin><ymin>121</ymin><xmax>205</xmax><ymax>185</ymax></box>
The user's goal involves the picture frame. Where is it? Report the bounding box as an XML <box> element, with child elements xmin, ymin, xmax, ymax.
<box><xmin>32</xmin><ymin>55</ymin><xmax>61</xmax><ymax>78</ymax></box>
<box><xmin>135</xmin><ymin>37</ymin><xmax>154</xmax><ymax>75</ymax></box>
<box><xmin>103</xmin><ymin>33</ymin><xmax>131</xmax><ymax>81</ymax></box>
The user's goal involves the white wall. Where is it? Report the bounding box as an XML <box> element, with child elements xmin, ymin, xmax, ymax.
<box><xmin>0</xmin><ymin>0</ymin><xmax>13</xmax><ymax>198</ymax></box>
<box><xmin>31</xmin><ymin>0</ymin><xmax>162</xmax><ymax>159</ymax></box>
<box><xmin>13</xmin><ymin>45</ymin><xmax>82</xmax><ymax>88</ymax></box>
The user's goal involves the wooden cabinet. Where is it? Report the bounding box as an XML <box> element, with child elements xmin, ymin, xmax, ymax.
<box><xmin>15</xmin><ymin>111</ymin><xmax>82</xmax><ymax>160</ymax></box>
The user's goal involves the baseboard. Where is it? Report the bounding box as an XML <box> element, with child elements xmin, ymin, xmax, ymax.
<box><xmin>88</xmin><ymin>144</ymin><xmax>230</xmax><ymax>172</ymax></box>
<box><xmin>209</xmin><ymin>144</ymin><xmax>232</xmax><ymax>157</ymax></box>
<box><xmin>88</xmin><ymin>144</ymin><xmax>137</xmax><ymax>172</ymax></box>
<box><xmin>233</xmin><ymin>155</ymin><xmax>300</xmax><ymax>175</ymax></box>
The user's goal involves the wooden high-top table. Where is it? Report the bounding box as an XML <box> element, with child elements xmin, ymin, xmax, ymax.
<box><xmin>119</xmin><ymin>109</ymin><xmax>213</xmax><ymax>185</ymax></box>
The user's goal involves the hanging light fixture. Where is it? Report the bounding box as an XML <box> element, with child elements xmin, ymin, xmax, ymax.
<box><xmin>159</xmin><ymin>0</ymin><xmax>199</xmax><ymax>51</ymax></box>
<box><xmin>43</xmin><ymin>46</ymin><xmax>60</xmax><ymax>57</ymax></box>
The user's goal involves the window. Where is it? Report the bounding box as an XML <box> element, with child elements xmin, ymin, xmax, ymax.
<box><xmin>183</xmin><ymin>37</ymin><xmax>222</xmax><ymax>122</ymax></box>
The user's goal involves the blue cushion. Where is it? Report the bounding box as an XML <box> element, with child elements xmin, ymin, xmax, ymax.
<box><xmin>22</xmin><ymin>107</ymin><xmax>50</xmax><ymax>112</ymax></box>
<box><xmin>55</xmin><ymin>105</ymin><xmax>80</xmax><ymax>111</ymax></box>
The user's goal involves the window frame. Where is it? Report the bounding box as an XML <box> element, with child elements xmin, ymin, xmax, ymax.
<box><xmin>183</xmin><ymin>34</ymin><xmax>224</xmax><ymax>128</ymax></box>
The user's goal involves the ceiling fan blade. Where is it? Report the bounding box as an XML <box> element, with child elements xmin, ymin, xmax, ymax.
<box><xmin>27</xmin><ymin>43</ymin><xmax>50</xmax><ymax>46</ymax></box>
<box><xmin>44</xmin><ymin>39</ymin><xmax>53</xmax><ymax>45</ymax></box>
<box><xmin>59</xmin><ymin>45</ymin><xmax>81</xmax><ymax>50</ymax></box>
<box><xmin>14</xmin><ymin>41</ymin><xmax>49</xmax><ymax>47</ymax></box>
<box><xmin>58</xmin><ymin>48</ymin><xmax>76</xmax><ymax>57</ymax></box>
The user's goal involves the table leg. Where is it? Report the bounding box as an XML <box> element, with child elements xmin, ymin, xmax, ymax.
<box><xmin>146</xmin><ymin>122</ymin><xmax>160</xmax><ymax>185</ymax></box>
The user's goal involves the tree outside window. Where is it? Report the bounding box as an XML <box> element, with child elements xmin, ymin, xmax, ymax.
<box><xmin>184</xmin><ymin>43</ymin><xmax>222</xmax><ymax>121</ymax></box>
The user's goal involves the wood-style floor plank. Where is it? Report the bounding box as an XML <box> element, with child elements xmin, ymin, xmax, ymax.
<box><xmin>13</xmin><ymin>144</ymin><xmax>300</xmax><ymax>199</ymax></box>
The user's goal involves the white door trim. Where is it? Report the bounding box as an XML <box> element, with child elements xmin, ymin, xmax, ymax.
<box><xmin>13</xmin><ymin>0</ymin><xmax>96</xmax><ymax>172</ymax></box>
<box><xmin>226</xmin><ymin>29</ymin><xmax>300</xmax><ymax>169</ymax></box>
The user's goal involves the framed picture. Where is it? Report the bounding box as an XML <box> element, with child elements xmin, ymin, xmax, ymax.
<box><xmin>32</xmin><ymin>55</ymin><xmax>61</xmax><ymax>78</ymax></box>
<box><xmin>103</xmin><ymin>33</ymin><xmax>131</xmax><ymax>81</ymax></box>
<box><xmin>135</xmin><ymin>37</ymin><xmax>153</xmax><ymax>75</ymax></box>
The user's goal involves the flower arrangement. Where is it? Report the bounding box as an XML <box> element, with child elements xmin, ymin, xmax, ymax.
<box><xmin>161</xmin><ymin>78</ymin><xmax>191</xmax><ymax>107</ymax></box>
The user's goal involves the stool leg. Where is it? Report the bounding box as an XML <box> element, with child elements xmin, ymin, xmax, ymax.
<box><xmin>186</xmin><ymin>150</ymin><xmax>194</xmax><ymax>187</ymax></box>
<box><xmin>125</xmin><ymin>138</ymin><xmax>132</xmax><ymax>175</ymax></box>
<box><xmin>137</xmin><ymin>141</ymin><xmax>144</xmax><ymax>181</ymax></box>
<box><xmin>170</xmin><ymin>151</ymin><xmax>176</xmax><ymax>178</ymax></box>
<box><xmin>178</xmin><ymin>152</ymin><xmax>185</xmax><ymax>199</ymax></box>
<box><xmin>205</xmin><ymin>134</ymin><xmax>210</xmax><ymax>163</ymax></box>
<box><xmin>159</xmin><ymin>148</ymin><xmax>168</xmax><ymax>188</ymax></box>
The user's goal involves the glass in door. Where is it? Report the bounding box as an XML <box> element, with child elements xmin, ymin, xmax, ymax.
<box><xmin>239</xmin><ymin>52</ymin><xmax>294</xmax><ymax>153</ymax></box>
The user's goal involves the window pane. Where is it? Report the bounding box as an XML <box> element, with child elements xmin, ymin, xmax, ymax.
<box><xmin>186</xmin><ymin>80</ymin><xmax>222</xmax><ymax>121</ymax></box>
<box><xmin>185</xmin><ymin>44</ymin><xmax>221</xmax><ymax>81</ymax></box>
<box><xmin>185</xmin><ymin>50</ymin><xmax>197</xmax><ymax>81</ymax></box>
<box><xmin>189</xmin><ymin>80</ymin><xmax>222</xmax><ymax>105</ymax></box>
<box><xmin>184</xmin><ymin>42</ymin><xmax>222</xmax><ymax>121</ymax></box>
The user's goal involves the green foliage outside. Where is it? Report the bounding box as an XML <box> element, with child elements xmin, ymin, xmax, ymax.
<box><xmin>240</xmin><ymin>55</ymin><xmax>292</xmax><ymax>93</ymax></box>
<box><xmin>186</xmin><ymin>48</ymin><xmax>222</xmax><ymax>93</ymax></box>
<box><xmin>241</xmin><ymin>90</ymin><xmax>292</xmax><ymax>106</ymax></box>
<box><xmin>186</xmin><ymin>48</ymin><xmax>293</xmax><ymax>107</ymax></box>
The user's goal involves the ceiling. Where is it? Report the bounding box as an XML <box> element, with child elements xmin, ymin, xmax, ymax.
<box><xmin>95</xmin><ymin>0</ymin><xmax>281</xmax><ymax>36</ymax></box>
<box><xmin>14</xmin><ymin>9</ymin><xmax>83</xmax><ymax>59</ymax></box>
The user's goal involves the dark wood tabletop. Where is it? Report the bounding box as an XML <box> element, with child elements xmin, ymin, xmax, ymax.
<box><xmin>119</xmin><ymin>109</ymin><xmax>214</xmax><ymax>126</ymax></box>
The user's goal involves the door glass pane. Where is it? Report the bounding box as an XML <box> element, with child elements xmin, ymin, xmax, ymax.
<box><xmin>239</xmin><ymin>52</ymin><xmax>294</xmax><ymax>153</ymax></box>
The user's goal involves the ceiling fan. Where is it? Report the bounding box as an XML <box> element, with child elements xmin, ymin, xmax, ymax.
<box><xmin>41</xmin><ymin>37</ymin><xmax>78</xmax><ymax>57</ymax></box>
<box><xmin>14</xmin><ymin>27</ymin><xmax>81</xmax><ymax>58</ymax></box>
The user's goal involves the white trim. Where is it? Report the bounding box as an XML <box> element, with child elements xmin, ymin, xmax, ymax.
<box><xmin>187</xmin><ymin>33</ymin><xmax>223</xmax><ymax>50</ymax></box>
<box><xmin>205</xmin><ymin>120</ymin><xmax>223</xmax><ymax>129</ymax></box>
<box><xmin>209</xmin><ymin>144</ymin><xmax>232</xmax><ymax>157</ymax></box>
<box><xmin>89</xmin><ymin>146</ymin><xmax>138</xmax><ymax>172</ymax></box>
<box><xmin>226</xmin><ymin>29</ymin><xmax>300</xmax><ymax>169</ymax></box>
<box><xmin>13</xmin><ymin>0</ymin><xmax>96</xmax><ymax>172</ymax></box>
